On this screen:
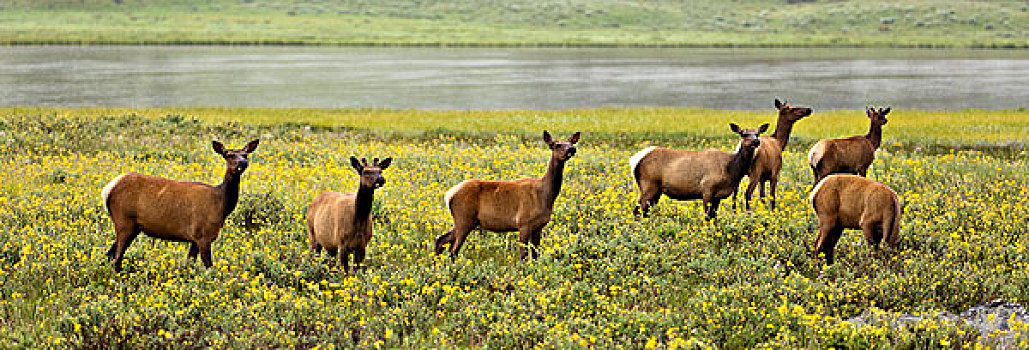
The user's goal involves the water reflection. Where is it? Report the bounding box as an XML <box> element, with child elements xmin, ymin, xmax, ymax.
<box><xmin>0</xmin><ymin>46</ymin><xmax>1025</xmax><ymax>110</ymax></box>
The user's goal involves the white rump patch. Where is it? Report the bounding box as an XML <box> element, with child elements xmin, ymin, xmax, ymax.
<box><xmin>807</xmin><ymin>142</ymin><xmax>825</xmax><ymax>168</ymax></box>
<box><xmin>444</xmin><ymin>180</ymin><xmax>472</xmax><ymax>212</ymax></box>
<box><xmin>808</xmin><ymin>175</ymin><xmax>834</xmax><ymax>209</ymax></box>
<box><xmin>629</xmin><ymin>146</ymin><xmax>658</xmax><ymax>176</ymax></box>
<box><xmin>101</xmin><ymin>174</ymin><xmax>128</xmax><ymax>209</ymax></box>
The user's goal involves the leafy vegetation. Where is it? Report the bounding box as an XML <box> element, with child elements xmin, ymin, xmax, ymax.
<box><xmin>0</xmin><ymin>0</ymin><xmax>1025</xmax><ymax>47</ymax></box>
<box><xmin>0</xmin><ymin>109</ymin><xmax>1027</xmax><ymax>347</ymax></box>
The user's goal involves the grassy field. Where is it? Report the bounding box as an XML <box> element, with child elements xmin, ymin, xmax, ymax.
<box><xmin>0</xmin><ymin>0</ymin><xmax>1025</xmax><ymax>47</ymax></box>
<box><xmin>1</xmin><ymin>108</ymin><xmax>1027</xmax><ymax>347</ymax></box>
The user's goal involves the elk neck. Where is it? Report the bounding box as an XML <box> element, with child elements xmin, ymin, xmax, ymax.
<box><xmin>540</xmin><ymin>155</ymin><xmax>567</xmax><ymax>206</ymax></box>
<box><xmin>216</xmin><ymin>167</ymin><xmax>243</xmax><ymax>220</ymax></box>
<box><xmin>727</xmin><ymin>143</ymin><xmax>758</xmax><ymax>183</ymax></box>
<box><xmin>771</xmin><ymin>113</ymin><xmax>798</xmax><ymax>149</ymax></box>
<box><xmin>865</xmin><ymin>120</ymin><xmax>883</xmax><ymax>149</ymax></box>
<box><xmin>353</xmin><ymin>183</ymin><xmax>376</xmax><ymax>225</ymax></box>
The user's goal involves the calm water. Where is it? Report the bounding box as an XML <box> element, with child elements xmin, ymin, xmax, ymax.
<box><xmin>1</xmin><ymin>46</ymin><xmax>1026</xmax><ymax>110</ymax></box>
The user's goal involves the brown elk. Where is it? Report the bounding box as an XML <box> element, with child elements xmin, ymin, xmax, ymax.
<box><xmin>733</xmin><ymin>98</ymin><xmax>813</xmax><ymax>210</ymax></box>
<box><xmin>101</xmin><ymin>139</ymin><xmax>260</xmax><ymax>272</ymax></box>
<box><xmin>435</xmin><ymin>131</ymin><xmax>580</xmax><ymax>260</ymax></box>
<box><xmin>807</xmin><ymin>106</ymin><xmax>891</xmax><ymax>184</ymax></box>
<box><xmin>631</xmin><ymin>123</ymin><xmax>768</xmax><ymax>220</ymax></box>
<box><xmin>809</xmin><ymin>174</ymin><xmax>902</xmax><ymax>264</ymax></box>
<box><xmin>306</xmin><ymin>157</ymin><xmax>391</xmax><ymax>273</ymax></box>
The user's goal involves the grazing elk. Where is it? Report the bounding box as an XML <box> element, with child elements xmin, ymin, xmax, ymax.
<box><xmin>807</xmin><ymin>106</ymin><xmax>891</xmax><ymax>184</ymax></box>
<box><xmin>809</xmin><ymin>174</ymin><xmax>902</xmax><ymax>264</ymax></box>
<box><xmin>306</xmin><ymin>156</ymin><xmax>391</xmax><ymax>273</ymax></box>
<box><xmin>102</xmin><ymin>139</ymin><xmax>260</xmax><ymax>272</ymax></box>
<box><xmin>435</xmin><ymin>131</ymin><xmax>580</xmax><ymax>260</ymax></box>
<box><xmin>631</xmin><ymin>123</ymin><xmax>768</xmax><ymax>220</ymax></box>
<box><xmin>733</xmin><ymin>98</ymin><xmax>813</xmax><ymax>210</ymax></box>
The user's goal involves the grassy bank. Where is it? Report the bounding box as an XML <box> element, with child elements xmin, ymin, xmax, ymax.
<box><xmin>5</xmin><ymin>107</ymin><xmax>1027</xmax><ymax>154</ymax></box>
<box><xmin>1</xmin><ymin>109</ymin><xmax>1027</xmax><ymax>347</ymax></box>
<box><xmin>0</xmin><ymin>0</ymin><xmax>1026</xmax><ymax>47</ymax></box>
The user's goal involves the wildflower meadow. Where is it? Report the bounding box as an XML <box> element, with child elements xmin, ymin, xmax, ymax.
<box><xmin>1</xmin><ymin>108</ymin><xmax>1027</xmax><ymax>348</ymax></box>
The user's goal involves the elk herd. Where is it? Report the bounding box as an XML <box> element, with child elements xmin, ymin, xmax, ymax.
<box><xmin>100</xmin><ymin>99</ymin><xmax>902</xmax><ymax>272</ymax></box>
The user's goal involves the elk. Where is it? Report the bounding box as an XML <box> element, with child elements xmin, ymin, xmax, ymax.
<box><xmin>435</xmin><ymin>131</ymin><xmax>580</xmax><ymax>260</ymax></box>
<box><xmin>807</xmin><ymin>106</ymin><xmax>891</xmax><ymax>184</ymax></box>
<box><xmin>101</xmin><ymin>139</ymin><xmax>260</xmax><ymax>272</ymax></box>
<box><xmin>631</xmin><ymin>123</ymin><xmax>768</xmax><ymax>220</ymax></box>
<box><xmin>733</xmin><ymin>98</ymin><xmax>813</xmax><ymax>210</ymax></box>
<box><xmin>809</xmin><ymin>174</ymin><xmax>902</xmax><ymax>264</ymax></box>
<box><xmin>306</xmin><ymin>157</ymin><xmax>391</xmax><ymax>273</ymax></box>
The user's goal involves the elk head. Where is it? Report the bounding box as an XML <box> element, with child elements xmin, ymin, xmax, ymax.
<box><xmin>212</xmin><ymin>139</ymin><xmax>260</xmax><ymax>175</ymax></box>
<box><xmin>775</xmin><ymin>98</ymin><xmax>813</xmax><ymax>122</ymax></box>
<box><xmin>543</xmin><ymin>131</ymin><xmax>580</xmax><ymax>161</ymax></box>
<box><xmin>730</xmin><ymin>123</ymin><xmax>769</xmax><ymax>149</ymax></box>
<box><xmin>350</xmin><ymin>157</ymin><xmax>392</xmax><ymax>189</ymax></box>
<box><xmin>867</xmin><ymin>106</ymin><xmax>891</xmax><ymax>126</ymax></box>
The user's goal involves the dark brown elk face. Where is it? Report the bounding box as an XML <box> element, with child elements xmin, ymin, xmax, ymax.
<box><xmin>775</xmin><ymin>98</ymin><xmax>813</xmax><ymax>122</ymax></box>
<box><xmin>867</xmin><ymin>106</ymin><xmax>892</xmax><ymax>126</ymax></box>
<box><xmin>543</xmin><ymin>131</ymin><xmax>581</xmax><ymax>161</ymax></box>
<box><xmin>212</xmin><ymin>139</ymin><xmax>260</xmax><ymax>175</ymax></box>
<box><xmin>730</xmin><ymin>123</ymin><xmax>769</xmax><ymax>150</ymax></box>
<box><xmin>350</xmin><ymin>157</ymin><xmax>392</xmax><ymax>189</ymax></box>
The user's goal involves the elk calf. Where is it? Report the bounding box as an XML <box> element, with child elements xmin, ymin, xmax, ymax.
<box><xmin>734</xmin><ymin>98</ymin><xmax>813</xmax><ymax>210</ymax></box>
<box><xmin>808</xmin><ymin>107</ymin><xmax>891</xmax><ymax>184</ymax></box>
<box><xmin>435</xmin><ymin>131</ymin><xmax>580</xmax><ymax>260</ymax></box>
<box><xmin>102</xmin><ymin>139</ymin><xmax>260</xmax><ymax>272</ymax></box>
<box><xmin>307</xmin><ymin>157</ymin><xmax>391</xmax><ymax>273</ymax></box>
<box><xmin>809</xmin><ymin>174</ymin><xmax>901</xmax><ymax>264</ymax></box>
<box><xmin>631</xmin><ymin>123</ymin><xmax>768</xmax><ymax>220</ymax></box>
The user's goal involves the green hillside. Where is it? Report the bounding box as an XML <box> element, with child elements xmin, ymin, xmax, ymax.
<box><xmin>0</xmin><ymin>0</ymin><xmax>1025</xmax><ymax>47</ymax></box>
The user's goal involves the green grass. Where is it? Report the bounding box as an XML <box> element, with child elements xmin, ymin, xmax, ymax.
<box><xmin>5</xmin><ymin>107</ymin><xmax>1027</xmax><ymax>155</ymax></box>
<box><xmin>1</xmin><ymin>109</ymin><xmax>1027</xmax><ymax>347</ymax></box>
<box><xmin>0</xmin><ymin>0</ymin><xmax>1025</xmax><ymax>47</ymax></box>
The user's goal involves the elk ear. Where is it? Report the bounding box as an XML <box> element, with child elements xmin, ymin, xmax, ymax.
<box><xmin>729</xmin><ymin>123</ymin><xmax>741</xmax><ymax>134</ymax></box>
<box><xmin>774</xmin><ymin>98</ymin><xmax>783</xmax><ymax>109</ymax></box>
<box><xmin>542</xmin><ymin>130</ymin><xmax>554</xmax><ymax>146</ymax></box>
<box><xmin>881</xmin><ymin>107</ymin><xmax>891</xmax><ymax>116</ymax></box>
<box><xmin>378</xmin><ymin>157</ymin><xmax>392</xmax><ymax>170</ymax></box>
<box><xmin>866</xmin><ymin>107</ymin><xmax>875</xmax><ymax>118</ymax></box>
<box><xmin>758</xmin><ymin>123</ymin><xmax>770</xmax><ymax>134</ymax></box>
<box><xmin>212</xmin><ymin>141</ymin><xmax>226</xmax><ymax>156</ymax></box>
<box><xmin>349</xmin><ymin>156</ymin><xmax>363</xmax><ymax>172</ymax></box>
<box><xmin>568</xmin><ymin>132</ymin><xmax>581</xmax><ymax>144</ymax></box>
<box><xmin>243</xmin><ymin>139</ymin><xmax>260</xmax><ymax>153</ymax></box>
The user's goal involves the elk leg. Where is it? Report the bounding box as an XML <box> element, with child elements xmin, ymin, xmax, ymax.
<box><xmin>744</xmin><ymin>179</ymin><xmax>758</xmax><ymax>210</ymax></box>
<box><xmin>768</xmin><ymin>178</ymin><xmax>778</xmax><ymax>210</ymax></box>
<box><xmin>106</xmin><ymin>241</ymin><xmax>117</xmax><ymax>260</ymax></box>
<box><xmin>860</xmin><ymin>219</ymin><xmax>882</xmax><ymax>247</ymax></box>
<box><xmin>187</xmin><ymin>242</ymin><xmax>199</xmax><ymax>261</ymax></box>
<box><xmin>111</xmin><ymin>224</ymin><xmax>141</xmax><ymax>272</ymax></box>
<box><xmin>448</xmin><ymin>220</ymin><xmax>477</xmax><ymax>259</ymax></box>
<box><xmin>517</xmin><ymin>226</ymin><xmax>533</xmax><ymax>260</ymax></box>
<box><xmin>703</xmin><ymin>196</ymin><xmax>721</xmax><ymax>221</ymax></box>
<box><xmin>339</xmin><ymin>248</ymin><xmax>352</xmax><ymax>273</ymax></box>
<box><xmin>198</xmin><ymin>240</ymin><xmax>213</xmax><ymax>268</ymax></box>
<box><xmin>813</xmin><ymin>220</ymin><xmax>843</xmax><ymax>265</ymax></box>
<box><xmin>434</xmin><ymin>229</ymin><xmax>455</xmax><ymax>255</ymax></box>
<box><xmin>528</xmin><ymin>227</ymin><xmax>544</xmax><ymax>260</ymax></box>
<box><xmin>635</xmin><ymin>181</ymin><xmax>661</xmax><ymax>218</ymax></box>
<box><xmin>353</xmin><ymin>247</ymin><xmax>366</xmax><ymax>271</ymax></box>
